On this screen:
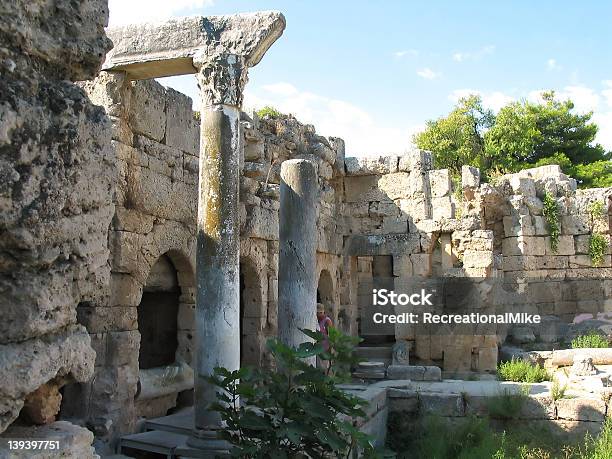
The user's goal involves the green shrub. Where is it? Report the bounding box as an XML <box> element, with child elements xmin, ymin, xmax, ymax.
<box><xmin>550</xmin><ymin>379</ymin><xmax>567</xmax><ymax>401</ymax></box>
<box><xmin>255</xmin><ymin>105</ymin><xmax>283</xmax><ymax>119</ymax></box>
<box><xmin>207</xmin><ymin>327</ymin><xmax>387</xmax><ymax>458</ymax></box>
<box><xmin>487</xmin><ymin>387</ymin><xmax>528</xmax><ymax>420</ymax></box>
<box><xmin>542</xmin><ymin>192</ymin><xmax>560</xmax><ymax>253</ymax></box>
<box><xmin>498</xmin><ymin>358</ymin><xmax>550</xmax><ymax>383</ymax></box>
<box><xmin>571</xmin><ymin>330</ymin><xmax>609</xmax><ymax>348</ymax></box>
<box><xmin>589</xmin><ymin>233</ymin><xmax>609</xmax><ymax>267</ymax></box>
<box><xmin>386</xmin><ymin>412</ymin><xmax>602</xmax><ymax>459</ymax></box>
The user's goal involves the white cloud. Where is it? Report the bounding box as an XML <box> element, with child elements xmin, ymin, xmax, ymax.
<box><xmin>593</xmin><ymin>111</ymin><xmax>612</xmax><ymax>150</ymax></box>
<box><xmin>547</xmin><ymin>58</ymin><xmax>561</xmax><ymax>71</ymax></box>
<box><xmin>417</xmin><ymin>68</ymin><xmax>441</xmax><ymax>80</ymax></box>
<box><xmin>602</xmin><ymin>80</ymin><xmax>612</xmax><ymax>108</ymax></box>
<box><xmin>243</xmin><ymin>83</ymin><xmax>420</xmax><ymax>156</ymax></box>
<box><xmin>394</xmin><ymin>49</ymin><xmax>419</xmax><ymax>58</ymax></box>
<box><xmin>452</xmin><ymin>45</ymin><xmax>495</xmax><ymax>62</ymax></box>
<box><xmin>448</xmin><ymin>89</ymin><xmax>513</xmax><ymax>112</ymax></box>
<box><xmin>108</xmin><ymin>0</ymin><xmax>214</xmax><ymax>26</ymax></box>
<box><xmin>529</xmin><ymin>86</ymin><xmax>600</xmax><ymax>113</ymax></box>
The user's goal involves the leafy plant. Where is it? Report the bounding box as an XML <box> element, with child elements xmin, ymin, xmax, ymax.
<box><xmin>487</xmin><ymin>387</ymin><xmax>529</xmax><ymax>420</ymax></box>
<box><xmin>414</xmin><ymin>91</ymin><xmax>611</xmax><ymax>188</ymax></box>
<box><xmin>386</xmin><ymin>411</ymin><xmax>600</xmax><ymax>459</ymax></box>
<box><xmin>571</xmin><ymin>330</ymin><xmax>609</xmax><ymax>348</ymax></box>
<box><xmin>588</xmin><ymin>201</ymin><xmax>606</xmax><ymax>221</ymax></box>
<box><xmin>207</xmin><ymin>328</ymin><xmax>383</xmax><ymax>458</ymax></box>
<box><xmin>256</xmin><ymin>105</ymin><xmax>283</xmax><ymax>119</ymax></box>
<box><xmin>589</xmin><ymin>233</ymin><xmax>609</xmax><ymax>267</ymax></box>
<box><xmin>498</xmin><ymin>358</ymin><xmax>550</xmax><ymax>383</ymax></box>
<box><xmin>550</xmin><ymin>379</ymin><xmax>567</xmax><ymax>401</ymax></box>
<box><xmin>542</xmin><ymin>193</ymin><xmax>560</xmax><ymax>253</ymax></box>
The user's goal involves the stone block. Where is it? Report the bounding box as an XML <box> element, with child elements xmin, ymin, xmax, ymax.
<box><xmin>344</xmin><ymin>155</ymin><xmax>398</xmax><ymax>175</ymax></box>
<box><xmin>398</xmin><ymin>196</ymin><xmax>429</xmax><ymax>221</ymax></box>
<box><xmin>462</xmin><ymin>165</ymin><xmax>480</xmax><ymax>188</ymax></box>
<box><xmin>570</xmin><ymin>255</ymin><xmax>612</xmax><ymax>268</ymax></box>
<box><xmin>345</xmin><ymin>202</ymin><xmax>370</xmax><ymax>217</ymax></box>
<box><xmin>556</xmin><ymin>398</ymin><xmax>606</xmax><ymax>422</ymax></box>
<box><xmin>410</xmin><ymin>254</ymin><xmax>431</xmax><ymax>277</ymax></box>
<box><xmin>398</xmin><ymin>150</ymin><xmax>432</xmax><ymax>172</ymax></box>
<box><xmin>177</xmin><ymin>303</ymin><xmax>195</xmax><ymax>330</ymax></box>
<box><xmin>106</xmin><ymin>330</ymin><xmax>139</xmax><ymax>367</ymax></box>
<box><xmin>561</xmin><ymin>215</ymin><xmax>590</xmax><ymax>235</ymax></box>
<box><xmin>129</xmin><ymin>80</ymin><xmax>166</xmax><ymax>142</ymax></box>
<box><xmin>344</xmin><ymin>175</ymin><xmax>391</xmax><ymax>203</ymax></box>
<box><xmin>369</xmin><ymin>201</ymin><xmax>400</xmax><ymax>217</ymax></box>
<box><xmin>382</xmin><ymin>216</ymin><xmax>408</xmax><ymax>234</ymax></box>
<box><xmin>431</xmin><ymin>197</ymin><xmax>454</xmax><ymax>219</ymax></box>
<box><xmin>113</xmin><ymin>207</ymin><xmax>155</xmax><ymax>234</ymax></box>
<box><xmin>502</xmin><ymin>236</ymin><xmax>546</xmax><ymax>256</ymax></box>
<box><xmin>243</xmin><ymin>205</ymin><xmax>279</xmax><ymax>240</ymax></box>
<box><xmin>509</xmin><ymin>176</ymin><xmax>536</xmax><ymax>196</ymax></box>
<box><xmin>110</xmin><ymin>273</ymin><xmax>143</xmax><ymax>307</ymax></box>
<box><xmin>419</xmin><ymin>393</ymin><xmax>465</xmax><ymax>417</ymax></box>
<box><xmin>545</xmin><ymin>235</ymin><xmax>575</xmax><ymax>255</ymax></box>
<box><xmin>477</xmin><ymin>347</ymin><xmax>498</xmax><ymax>372</ymax></box>
<box><xmin>77</xmin><ymin>306</ymin><xmax>138</xmax><ymax>333</ymax></box>
<box><xmin>378</xmin><ymin>172</ymin><xmax>412</xmax><ymax>200</ymax></box>
<box><xmin>462</xmin><ymin>250</ymin><xmax>494</xmax><ymax>269</ymax></box>
<box><xmin>533</xmin><ymin>216</ymin><xmax>548</xmax><ymax>235</ymax></box>
<box><xmin>386</xmin><ymin>365</ymin><xmax>442</xmax><ymax>381</ymax></box>
<box><xmin>428</xmin><ymin>169</ymin><xmax>452</xmax><ymax>197</ymax></box>
<box><xmin>165</xmin><ymin>87</ymin><xmax>198</xmax><ymax>155</ymax></box>
<box><xmin>443</xmin><ymin>345</ymin><xmax>472</xmax><ymax>372</ymax></box>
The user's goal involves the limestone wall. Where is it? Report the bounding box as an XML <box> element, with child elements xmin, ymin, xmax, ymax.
<box><xmin>74</xmin><ymin>74</ymin><xmax>348</xmax><ymax>445</ymax></box>
<box><xmin>481</xmin><ymin>166</ymin><xmax>612</xmax><ymax>349</ymax></box>
<box><xmin>0</xmin><ymin>2</ymin><xmax>113</xmax><ymax>457</ymax></box>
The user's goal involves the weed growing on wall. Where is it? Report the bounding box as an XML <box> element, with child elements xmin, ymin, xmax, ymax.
<box><xmin>542</xmin><ymin>192</ymin><xmax>561</xmax><ymax>253</ymax></box>
<box><xmin>589</xmin><ymin>233</ymin><xmax>609</xmax><ymax>267</ymax></box>
<box><xmin>256</xmin><ymin>105</ymin><xmax>283</xmax><ymax>119</ymax></box>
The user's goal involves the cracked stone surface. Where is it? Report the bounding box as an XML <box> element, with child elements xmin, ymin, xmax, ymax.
<box><xmin>103</xmin><ymin>11</ymin><xmax>286</xmax><ymax>80</ymax></box>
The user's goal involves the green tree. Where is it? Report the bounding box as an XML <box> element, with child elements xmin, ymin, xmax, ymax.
<box><xmin>413</xmin><ymin>95</ymin><xmax>494</xmax><ymax>174</ymax></box>
<box><xmin>414</xmin><ymin>91</ymin><xmax>611</xmax><ymax>187</ymax></box>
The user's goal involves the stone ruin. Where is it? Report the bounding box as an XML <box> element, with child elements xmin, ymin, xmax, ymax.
<box><xmin>1</xmin><ymin>0</ymin><xmax>611</xmax><ymax>456</ymax></box>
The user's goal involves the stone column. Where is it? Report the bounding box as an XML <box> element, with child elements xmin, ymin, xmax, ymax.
<box><xmin>190</xmin><ymin>53</ymin><xmax>246</xmax><ymax>451</ymax></box>
<box><xmin>278</xmin><ymin>159</ymin><xmax>319</xmax><ymax>353</ymax></box>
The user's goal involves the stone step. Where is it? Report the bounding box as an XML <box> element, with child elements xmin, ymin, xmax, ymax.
<box><xmin>144</xmin><ymin>407</ymin><xmax>194</xmax><ymax>435</ymax></box>
<box><xmin>119</xmin><ymin>430</ymin><xmax>188</xmax><ymax>458</ymax></box>
<box><xmin>355</xmin><ymin>346</ymin><xmax>393</xmax><ymax>360</ymax></box>
<box><xmin>119</xmin><ymin>428</ymin><xmax>226</xmax><ymax>459</ymax></box>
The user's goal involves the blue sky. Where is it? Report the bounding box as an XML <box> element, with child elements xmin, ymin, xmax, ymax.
<box><xmin>108</xmin><ymin>0</ymin><xmax>612</xmax><ymax>157</ymax></box>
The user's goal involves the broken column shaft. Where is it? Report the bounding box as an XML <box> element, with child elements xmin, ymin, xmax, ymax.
<box><xmin>278</xmin><ymin>159</ymin><xmax>319</xmax><ymax>353</ymax></box>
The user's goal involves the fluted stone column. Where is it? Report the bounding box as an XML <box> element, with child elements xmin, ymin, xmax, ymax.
<box><xmin>278</xmin><ymin>159</ymin><xmax>319</xmax><ymax>356</ymax></box>
<box><xmin>190</xmin><ymin>53</ymin><xmax>245</xmax><ymax>451</ymax></box>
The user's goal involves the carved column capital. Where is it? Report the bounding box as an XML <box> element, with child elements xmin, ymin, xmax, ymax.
<box><xmin>194</xmin><ymin>52</ymin><xmax>248</xmax><ymax>108</ymax></box>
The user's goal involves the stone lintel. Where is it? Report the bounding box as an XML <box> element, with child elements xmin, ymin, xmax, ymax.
<box><xmin>103</xmin><ymin>11</ymin><xmax>286</xmax><ymax>80</ymax></box>
<box><xmin>344</xmin><ymin>234</ymin><xmax>421</xmax><ymax>256</ymax></box>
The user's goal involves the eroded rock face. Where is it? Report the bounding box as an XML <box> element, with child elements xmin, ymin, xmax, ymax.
<box><xmin>0</xmin><ymin>0</ymin><xmax>113</xmax><ymax>435</ymax></box>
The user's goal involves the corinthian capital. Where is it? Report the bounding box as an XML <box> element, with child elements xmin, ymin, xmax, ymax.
<box><xmin>194</xmin><ymin>53</ymin><xmax>248</xmax><ymax>108</ymax></box>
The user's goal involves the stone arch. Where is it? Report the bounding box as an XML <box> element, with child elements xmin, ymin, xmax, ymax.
<box><xmin>240</xmin><ymin>257</ymin><xmax>265</xmax><ymax>367</ymax></box>
<box><xmin>317</xmin><ymin>269</ymin><xmax>334</xmax><ymax>309</ymax></box>
<box><xmin>138</xmin><ymin>253</ymin><xmax>184</xmax><ymax>369</ymax></box>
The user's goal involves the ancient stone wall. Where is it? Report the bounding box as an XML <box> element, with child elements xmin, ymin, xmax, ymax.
<box><xmin>74</xmin><ymin>74</ymin><xmax>347</xmax><ymax>444</ymax></box>
<box><xmin>0</xmin><ymin>0</ymin><xmax>113</xmax><ymax>455</ymax></box>
<box><xmin>480</xmin><ymin>166</ymin><xmax>612</xmax><ymax>349</ymax></box>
